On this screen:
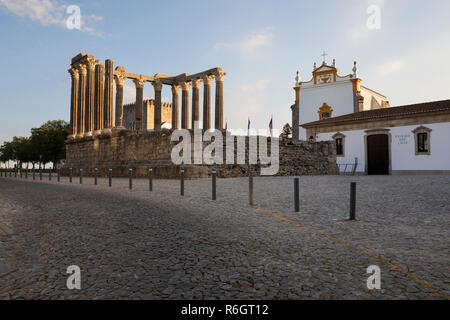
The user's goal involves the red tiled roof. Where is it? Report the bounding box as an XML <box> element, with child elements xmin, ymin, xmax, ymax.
<box><xmin>301</xmin><ymin>99</ymin><xmax>450</xmax><ymax>127</ymax></box>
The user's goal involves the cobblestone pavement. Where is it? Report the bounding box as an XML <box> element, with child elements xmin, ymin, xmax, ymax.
<box><xmin>0</xmin><ymin>173</ymin><xmax>449</xmax><ymax>299</ymax></box>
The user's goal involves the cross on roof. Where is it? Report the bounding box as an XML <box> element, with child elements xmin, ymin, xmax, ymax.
<box><xmin>321</xmin><ymin>51</ymin><xmax>328</xmax><ymax>63</ymax></box>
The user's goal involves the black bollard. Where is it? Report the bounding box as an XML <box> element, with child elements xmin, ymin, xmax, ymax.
<box><xmin>180</xmin><ymin>168</ymin><xmax>185</xmax><ymax>196</ymax></box>
<box><xmin>57</xmin><ymin>168</ymin><xmax>60</xmax><ymax>182</ymax></box>
<box><xmin>108</xmin><ymin>169</ymin><xmax>112</xmax><ymax>187</ymax></box>
<box><xmin>149</xmin><ymin>168</ymin><xmax>153</xmax><ymax>192</ymax></box>
<box><xmin>94</xmin><ymin>168</ymin><xmax>98</xmax><ymax>185</ymax></box>
<box><xmin>20</xmin><ymin>169</ymin><xmax>22</xmax><ymax>179</ymax></box>
<box><xmin>14</xmin><ymin>169</ymin><xmax>17</xmax><ymax>178</ymax></box>
<box><xmin>129</xmin><ymin>168</ymin><xmax>133</xmax><ymax>190</ymax></box>
<box><xmin>33</xmin><ymin>169</ymin><xmax>35</xmax><ymax>180</ymax></box>
<box><xmin>69</xmin><ymin>168</ymin><xmax>73</xmax><ymax>183</ymax></box>
<box><xmin>80</xmin><ymin>169</ymin><xmax>83</xmax><ymax>184</ymax></box>
<box><xmin>294</xmin><ymin>176</ymin><xmax>300</xmax><ymax>213</ymax></box>
<box><xmin>212</xmin><ymin>169</ymin><xmax>217</xmax><ymax>200</ymax></box>
<box><xmin>248</xmin><ymin>171</ymin><xmax>254</xmax><ymax>206</ymax></box>
<box><xmin>49</xmin><ymin>170</ymin><xmax>52</xmax><ymax>181</ymax></box>
<box><xmin>25</xmin><ymin>169</ymin><xmax>28</xmax><ymax>179</ymax></box>
<box><xmin>349</xmin><ymin>182</ymin><xmax>356</xmax><ymax>220</ymax></box>
<box><xmin>39</xmin><ymin>169</ymin><xmax>42</xmax><ymax>181</ymax></box>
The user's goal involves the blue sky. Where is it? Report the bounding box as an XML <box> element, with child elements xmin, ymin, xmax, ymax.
<box><xmin>1</xmin><ymin>0</ymin><xmax>450</xmax><ymax>145</ymax></box>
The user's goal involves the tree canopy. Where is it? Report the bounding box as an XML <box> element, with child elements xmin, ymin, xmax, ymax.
<box><xmin>0</xmin><ymin>120</ymin><xmax>70</xmax><ymax>169</ymax></box>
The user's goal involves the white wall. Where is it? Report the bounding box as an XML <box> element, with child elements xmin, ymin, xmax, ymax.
<box><xmin>299</xmin><ymin>82</ymin><xmax>354</xmax><ymax>140</ymax></box>
<box><xmin>317</xmin><ymin>121</ymin><xmax>450</xmax><ymax>173</ymax></box>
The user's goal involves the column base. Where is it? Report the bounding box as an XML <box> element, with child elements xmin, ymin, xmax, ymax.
<box><xmin>93</xmin><ymin>130</ymin><xmax>102</xmax><ymax>135</ymax></box>
<box><xmin>84</xmin><ymin>131</ymin><xmax>93</xmax><ymax>137</ymax></box>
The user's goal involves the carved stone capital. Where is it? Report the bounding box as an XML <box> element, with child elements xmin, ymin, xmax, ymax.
<box><xmin>214</xmin><ymin>71</ymin><xmax>226</xmax><ymax>82</ymax></box>
<box><xmin>114</xmin><ymin>74</ymin><xmax>126</xmax><ymax>87</ymax></box>
<box><xmin>202</xmin><ymin>75</ymin><xmax>214</xmax><ymax>86</ymax></box>
<box><xmin>180</xmin><ymin>82</ymin><xmax>191</xmax><ymax>91</ymax></box>
<box><xmin>191</xmin><ymin>78</ymin><xmax>202</xmax><ymax>89</ymax></box>
<box><xmin>114</xmin><ymin>66</ymin><xmax>126</xmax><ymax>87</ymax></box>
<box><xmin>133</xmin><ymin>76</ymin><xmax>146</xmax><ymax>89</ymax></box>
<box><xmin>152</xmin><ymin>80</ymin><xmax>163</xmax><ymax>91</ymax></box>
<box><xmin>68</xmin><ymin>68</ymin><xmax>79</xmax><ymax>79</ymax></box>
<box><xmin>77</xmin><ymin>64</ymin><xmax>87</xmax><ymax>76</ymax></box>
<box><xmin>171</xmin><ymin>85</ymin><xmax>181</xmax><ymax>95</ymax></box>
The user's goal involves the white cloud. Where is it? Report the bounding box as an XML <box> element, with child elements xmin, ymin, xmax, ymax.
<box><xmin>123</xmin><ymin>83</ymin><xmax>136</xmax><ymax>104</ymax></box>
<box><xmin>0</xmin><ymin>0</ymin><xmax>103</xmax><ymax>36</ymax></box>
<box><xmin>375</xmin><ymin>60</ymin><xmax>406</xmax><ymax>76</ymax></box>
<box><xmin>214</xmin><ymin>29</ymin><xmax>274</xmax><ymax>57</ymax></box>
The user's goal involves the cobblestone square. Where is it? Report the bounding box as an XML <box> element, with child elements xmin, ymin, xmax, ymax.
<box><xmin>0</xmin><ymin>174</ymin><xmax>448</xmax><ymax>299</ymax></box>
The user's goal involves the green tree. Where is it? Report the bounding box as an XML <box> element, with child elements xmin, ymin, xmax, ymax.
<box><xmin>30</xmin><ymin>120</ymin><xmax>70</xmax><ymax>170</ymax></box>
<box><xmin>279</xmin><ymin>123</ymin><xmax>292</xmax><ymax>140</ymax></box>
<box><xmin>0</xmin><ymin>141</ymin><xmax>14</xmax><ymax>168</ymax></box>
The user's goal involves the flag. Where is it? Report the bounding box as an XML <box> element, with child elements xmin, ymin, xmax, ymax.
<box><xmin>247</xmin><ymin>117</ymin><xmax>250</xmax><ymax>136</ymax></box>
<box><xmin>269</xmin><ymin>115</ymin><xmax>273</xmax><ymax>137</ymax></box>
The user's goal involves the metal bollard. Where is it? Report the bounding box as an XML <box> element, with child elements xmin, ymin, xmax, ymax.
<box><xmin>33</xmin><ymin>169</ymin><xmax>35</xmax><ymax>180</ymax></box>
<box><xmin>25</xmin><ymin>169</ymin><xmax>28</xmax><ymax>179</ymax></box>
<box><xmin>248</xmin><ymin>171</ymin><xmax>254</xmax><ymax>206</ymax></box>
<box><xmin>15</xmin><ymin>169</ymin><xmax>17</xmax><ymax>178</ymax></box>
<box><xmin>39</xmin><ymin>169</ymin><xmax>42</xmax><ymax>181</ymax></box>
<box><xmin>349</xmin><ymin>182</ymin><xmax>356</xmax><ymax>220</ymax></box>
<box><xmin>94</xmin><ymin>168</ymin><xmax>98</xmax><ymax>185</ymax></box>
<box><xmin>108</xmin><ymin>169</ymin><xmax>112</xmax><ymax>187</ymax></box>
<box><xmin>180</xmin><ymin>168</ymin><xmax>185</xmax><ymax>196</ymax></box>
<box><xmin>212</xmin><ymin>169</ymin><xmax>217</xmax><ymax>200</ymax></box>
<box><xmin>20</xmin><ymin>169</ymin><xmax>22</xmax><ymax>179</ymax></box>
<box><xmin>294</xmin><ymin>176</ymin><xmax>300</xmax><ymax>213</ymax></box>
<box><xmin>149</xmin><ymin>168</ymin><xmax>153</xmax><ymax>192</ymax></box>
<box><xmin>129</xmin><ymin>168</ymin><xmax>133</xmax><ymax>190</ymax></box>
<box><xmin>80</xmin><ymin>169</ymin><xmax>83</xmax><ymax>184</ymax></box>
<box><xmin>49</xmin><ymin>170</ymin><xmax>52</xmax><ymax>181</ymax></box>
<box><xmin>69</xmin><ymin>168</ymin><xmax>73</xmax><ymax>183</ymax></box>
<box><xmin>57</xmin><ymin>168</ymin><xmax>60</xmax><ymax>182</ymax></box>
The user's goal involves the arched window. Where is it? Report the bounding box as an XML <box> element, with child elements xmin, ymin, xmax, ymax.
<box><xmin>412</xmin><ymin>126</ymin><xmax>432</xmax><ymax>155</ymax></box>
<box><xmin>332</xmin><ymin>132</ymin><xmax>346</xmax><ymax>157</ymax></box>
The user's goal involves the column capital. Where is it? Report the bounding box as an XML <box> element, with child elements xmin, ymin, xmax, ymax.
<box><xmin>152</xmin><ymin>80</ymin><xmax>163</xmax><ymax>91</ymax></box>
<box><xmin>133</xmin><ymin>76</ymin><xmax>146</xmax><ymax>89</ymax></box>
<box><xmin>68</xmin><ymin>68</ymin><xmax>79</xmax><ymax>79</ymax></box>
<box><xmin>202</xmin><ymin>74</ymin><xmax>214</xmax><ymax>85</ymax></box>
<box><xmin>171</xmin><ymin>84</ymin><xmax>181</xmax><ymax>94</ymax></box>
<box><xmin>180</xmin><ymin>82</ymin><xmax>191</xmax><ymax>91</ymax></box>
<box><xmin>191</xmin><ymin>78</ymin><xmax>202</xmax><ymax>89</ymax></box>
<box><xmin>114</xmin><ymin>66</ymin><xmax>126</xmax><ymax>87</ymax></box>
<box><xmin>214</xmin><ymin>71</ymin><xmax>226</xmax><ymax>82</ymax></box>
<box><xmin>77</xmin><ymin>64</ymin><xmax>87</xmax><ymax>76</ymax></box>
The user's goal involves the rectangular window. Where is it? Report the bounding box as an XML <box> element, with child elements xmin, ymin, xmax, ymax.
<box><xmin>417</xmin><ymin>132</ymin><xmax>428</xmax><ymax>153</ymax></box>
<box><xmin>336</xmin><ymin>138</ymin><xmax>343</xmax><ymax>155</ymax></box>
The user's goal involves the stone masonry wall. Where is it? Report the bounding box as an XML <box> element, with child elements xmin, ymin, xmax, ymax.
<box><xmin>64</xmin><ymin>129</ymin><xmax>337</xmax><ymax>179</ymax></box>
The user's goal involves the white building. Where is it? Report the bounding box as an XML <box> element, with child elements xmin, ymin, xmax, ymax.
<box><xmin>291</xmin><ymin>59</ymin><xmax>450</xmax><ymax>175</ymax></box>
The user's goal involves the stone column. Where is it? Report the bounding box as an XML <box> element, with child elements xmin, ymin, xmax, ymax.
<box><xmin>214</xmin><ymin>72</ymin><xmax>225</xmax><ymax>129</ymax></box>
<box><xmin>77</xmin><ymin>64</ymin><xmax>87</xmax><ymax>137</ymax></box>
<box><xmin>191</xmin><ymin>78</ymin><xmax>201</xmax><ymax>129</ymax></box>
<box><xmin>152</xmin><ymin>80</ymin><xmax>163</xmax><ymax>130</ymax></box>
<box><xmin>68</xmin><ymin>68</ymin><xmax>79</xmax><ymax>137</ymax></box>
<box><xmin>94</xmin><ymin>63</ymin><xmax>105</xmax><ymax>134</ymax></box>
<box><xmin>180</xmin><ymin>82</ymin><xmax>191</xmax><ymax>129</ymax></box>
<box><xmin>134</xmin><ymin>77</ymin><xmax>145</xmax><ymax>131</ymax></box>
<box><xmin>84</xmin><ymin>60</ymin><xmax>96</xmax><ymax>136</ymax></box>
<box><xmin>103</xmin><ymin>59</ymin><xmax>114</xmax><ymax>133</ymax></box>
<box><xmin>114</xmin><ymin>67</ymin><xmax>126</xmax><ymax>129</ymax></box>
<box><xmin>171</xmin><ymin>85</ymin><xmax>180</xmax><ymax>129</ymax></box>
<box><xmin>202</xmin><ymin>75</ymin><xmax>213</xmax><ymax>130</ymax></box>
